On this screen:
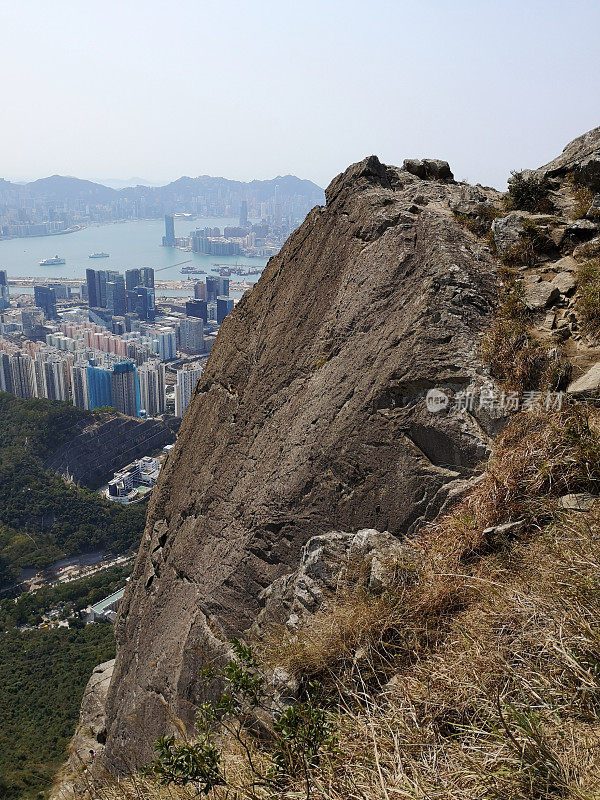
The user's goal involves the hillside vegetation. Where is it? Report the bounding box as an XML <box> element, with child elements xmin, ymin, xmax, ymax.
<box><xmin>0</xmin><ymin>393</ymin><xmax>146</xmax><ymax>589</ymax></box>
<box><xmin>0</xmin><ymin>625</ymin><xmax>115</xmax><ymax>800</ymax></box>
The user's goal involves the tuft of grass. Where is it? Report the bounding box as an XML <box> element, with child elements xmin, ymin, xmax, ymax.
<box><xmin>576</xmin><ymin>259</ymin><xmax>600</xmax><ymax>337</ymax></box>
<box><xmin>480</xmin><ymin>274</ymin><xmax>550</xmax><ymax>392</ymax></box>
<box><xmin>453</xmin><ymin>203</ymin><xmax>503</xmax><ymax>238</ymax></box>
<box><xmin>572</xmin><ymin>184</ymin><xmax>595</xmax><ymax>220</ymax></box>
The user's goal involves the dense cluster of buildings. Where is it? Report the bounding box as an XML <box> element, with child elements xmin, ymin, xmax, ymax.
<box><xmin>162</xmin><ymin>206</ymin><xmax>285</xmax><ymax>259</ymax></box>
<box><xmin>0</xmin><ymin>175</ymin><xmax>323</xmax><ymax>241</ymax></box>
<box><xmin>0</xmin><ymin>265</ymin><xmax>237</xmax><ymax>419</ymax></box>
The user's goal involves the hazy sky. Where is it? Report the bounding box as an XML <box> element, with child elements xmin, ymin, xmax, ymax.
<box><xmin>1</xmin><ymin>0</ymin><xmax>598</xmax><ymax>189</ymax></box>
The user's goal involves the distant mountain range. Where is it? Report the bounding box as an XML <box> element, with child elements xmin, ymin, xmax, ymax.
<box><xmin>0</xmin><ymin>173</ymin><xmax>325</xmax><ymax>207</ymax></box>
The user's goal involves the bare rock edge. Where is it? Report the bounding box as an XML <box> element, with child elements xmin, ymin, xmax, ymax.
<box><xmin>93</xmin><ymin>153</ymin><xmax>502</xmax><ymax>772</ymax></box>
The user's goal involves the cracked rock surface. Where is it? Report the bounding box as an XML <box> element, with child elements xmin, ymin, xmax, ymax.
<box><xmin>99</xmin><ymin>155</ymin><xmax>500</xmax><ymax>770</ymax></box>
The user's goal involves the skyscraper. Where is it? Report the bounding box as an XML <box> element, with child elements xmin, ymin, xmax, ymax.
<box><xmin>194</xmin><ymin>281</ymin><xmax>207</xmax><ymax>301</ymax></box>
<box><xmin>216</xmin><ymin>296</ymin><xmax>235</xmax><ymax>324</ymax></box>
<box><xmin>206</xmin><ymin>276</ymin><xmax>229</xmax><ymax>302</ymax></box>
<box><xmin>179</xmin><ymin>317</ymin><xmax>204</xmax><ymax>354</ymax></box>
<box><xmin>33</xmin><ymin>285</ymin><xmax>58</xmax><ymax>320</ymax></box>
<box><xmin>163</xmin><ymin>214</ymin><xmax>176</xmax><ymax>247</ymax></box>
<box><xmin>239</xmin><ymin>200</ymin><xmax>248</xmax><ymax>227</ymax></box>
<box><xmin>111</xmin><ymin>361</ymin><xmax>140</xmax><ymax>417</ymax></box>
<box><xmin>106</xmin><ymin>276</ymin><xmax>127</xmax><ymax>316</ymax></box>
<box><xmin>185</xmin><ymin>299</ymin><xmax>208</xmax><ymax>323</ymax></box>
<box><xmin>86</xmin><ymin>268</ymin><xmax>109</xmax><ymax>308</ymax></box>
<box><xmin>125</xmin><ymin>269</ymin><xmax>141</xmax><ymax>292</ymax></box>
<box><xmin>175</xmin><ymin>364</ymin><xmax>203</xmax><ymax>418</ymax></box>
<box><xmin>138</xmin><ymin>360</ymin><xmax>166</xmax><ymax>417</ymax></box>
<box><xmin>0</xmin><ymin>270</ymin><xmax>9</xmax><ymax>311</ymax></box>
<box><xmin>139</xmin><ymin>267</ymin><xmax>155</xmax><ymax>288</ymax></box>
<box><xmin>126</xmin><ymin>286</ymin><xmax>155</xmax><ymax>321</ymax></box>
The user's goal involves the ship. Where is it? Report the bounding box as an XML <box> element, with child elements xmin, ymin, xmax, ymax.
<box><xmin>89</xmin><ymin>252</ymin><xmax>110</xmax><ymax>259</ymax></box>
<box><xmin>39</xmin><ymin>255</ymin><xmax>65</xmax><ymax>266</ymax></box>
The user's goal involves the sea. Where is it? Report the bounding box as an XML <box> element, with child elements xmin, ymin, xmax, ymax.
<box><xmin>0</xmin><ymin>217</ymin><xmax>268</xmax><ymax>298</ymax></box>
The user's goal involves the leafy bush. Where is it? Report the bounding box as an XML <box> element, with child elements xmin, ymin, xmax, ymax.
<box><xmin>506</xmin><ymin>170</ymin><xmax>554</xmax><ymax>213</ymax></box>
<box><xmin>146</xmin><ymin>640</ymin><xmax>337</xmax><ymax>798</ymax></box>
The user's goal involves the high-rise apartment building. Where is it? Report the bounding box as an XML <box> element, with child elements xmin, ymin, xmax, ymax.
<box><xmin>179</xmin><ymin>317</ymin><xmax>204</xmax><ymax>354</ymax></box>
<box><xmin>0</xmin><ymin>270</ymin><xmax>9</xmax><ymax>311</ymax></box>
<box><xmin>33</xmin><ymin>285</ymin><xmax>58</xmax><ymax>320</ymax></box>
<box><xmin>138</xmin><ymin>360</ymin><xmax>166</xmax><ymax>417</ymax></box>
<box><xmin>71</xmin><ymin>362</ymin><xmax>89</xmax><ymax>409</ymax></box>
<box><xmin>0</xmin><ymin>352</ymin><xmax>13</xmax><ymax>393</ymax></box>
<box><xmin>151</xmin><ymin>327</ymin><xmax>177</xmax><ymax>361</ymax></box>
<box><xmin>111</xmin><ymin>361</ymin><xmax>140</xmax><ymax>417</ymax></box>
<box><xmin>216</xmin><ymin>296</ymin><xmax>235</xmax><ymax>324</ymax></box>
<box><xmin>239</xmin><ymin>200</ymin><xmax>248</xmax><ymax>227</ymax></box>
<box><xmin>175</xmin><ymin>364</ymin><xmax>203</xmax><ymax>418</ymax></box>
<box><xmin>86</xmin><ymin>364</ymin><xmax>113</xmax><ymax>410</ymax></box>
<box><xmin>10</xmin><ymin>352</ymin><xmax>35</xmax><ymax>399</ymax></box>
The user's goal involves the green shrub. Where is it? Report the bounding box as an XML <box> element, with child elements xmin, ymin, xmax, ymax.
<box><xmin>146</xmin><ymin>641</ymin><xmax>337</xmax><ymax>798</ymax></box>
<box><xmin>506</xmin><ymin>170</ymin><xmax>554</xmax><ymax>214</ymax></box>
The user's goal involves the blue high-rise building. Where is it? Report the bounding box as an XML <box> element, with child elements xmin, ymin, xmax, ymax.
<box><xmin>86</xmin><ymin>365</ymin><xmax>113</xmax><ymax>410</ymax></box>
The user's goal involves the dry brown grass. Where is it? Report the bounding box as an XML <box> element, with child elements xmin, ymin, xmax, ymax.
<box><xmin>71</xmin><ymin>407</ymin><xmax>600</xmax><ymax>800</ymax></box>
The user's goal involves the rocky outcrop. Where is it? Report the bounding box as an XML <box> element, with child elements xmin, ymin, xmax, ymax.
<box><xmin>97</xmin><ymin>155</ymin><xmax>501</xmax><ymax>771</ymax></box>
<box><xmin>50</xmin><ymin>660</ymin><xmax>114</xmax><ymax>799</ymax></box>
<box><xmin>537</xmin><ymin>126</ymin><xmax>600</xmax><ymax>190</ymax></box>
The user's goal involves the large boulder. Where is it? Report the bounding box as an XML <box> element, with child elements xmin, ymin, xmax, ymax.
<box><xmin>403</xmin><ymin>158</ymin><xmax>454</xmax><ymax>181</ymax></box>
<box><xmin>537</xmin><ymin>126</ymin><xmax>600</xmax><ymax>191</ymax></box>
<box><xmin>98</xmin><ymin>155</ymin><xmax>499</xmax><ymax>771</ymax></box>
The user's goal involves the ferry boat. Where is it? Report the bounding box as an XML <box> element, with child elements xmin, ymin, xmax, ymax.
<box><xmin>39</xmin><ymin>255</ymin><xmax>65</xmax><ymax>266</ymax></box>
<box><xmin>89</xmin><ymin>252</ymin><xmax>110</xmax><ymax>259</ymax></box>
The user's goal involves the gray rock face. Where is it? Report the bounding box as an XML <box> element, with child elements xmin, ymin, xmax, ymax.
<box><xmin>537</xmin><ymin>126</ymin><xmax>600</xmax><ymax>190</ymax></box>
<box><xmin>524</xmin><ymin>280</ymin><xmax>560</xmax><ymax>310</ymax></box>
<box><xmin>550</xmin><ymin>271</ymin><xmax>577</xmax><ymax>296</ymax></box>
<box><xmin>403</xmin><ymin>158</ymin><xmax>454</xmax><ymax>181</ymax></box>
<box><xmin>99</xmin><ymin>155</ymin><xmax>499</xmax><ymax>771</ymax></box>
<box><xmin>50</xmin><ymin>660</ymin><xmax>114</xmax><ymax>799</ymax></box>
<box><xmin>587</xmin><ymin>194</ymin><xmax>600</xmax><ymax>221</ymax></box>
<box><xmin>491</xmin><ymin>212</ymin><xmax>528</xmax><ymax>257</ymax></box>
<box><xmin>568</xmin><ymin>363</ymin><xmax>600</xmax><ymax>393</ymax></box>
<box><xmin>252</xmin><ymin>528</ymin><xmax>421</xmax><ymax>638</ymax></box>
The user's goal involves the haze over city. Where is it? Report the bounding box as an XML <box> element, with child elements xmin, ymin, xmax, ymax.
<box><xmin>2</xmin><ymin>0</ymin><xmax>599</xmax><ymax>189</ymax></box>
